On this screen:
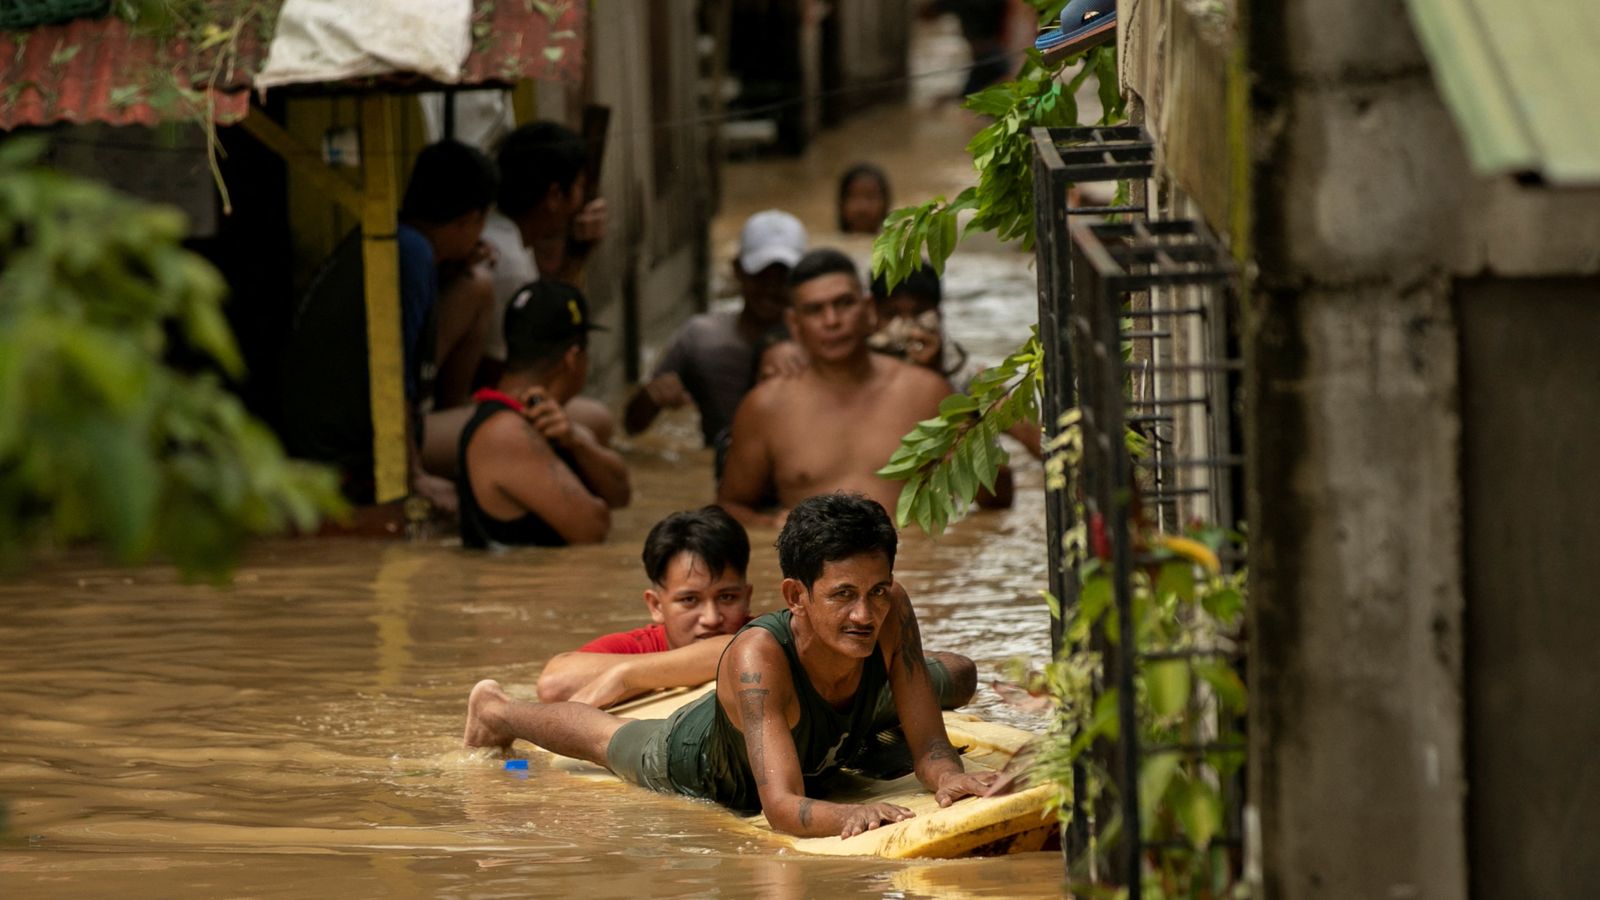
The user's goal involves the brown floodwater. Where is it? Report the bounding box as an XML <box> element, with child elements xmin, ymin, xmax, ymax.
<box><xmin>0</xmin><ymin>433</ymin><xmax>1058</xmax><ymax>898</ymax></box>
<box><xmin>0</xmin><ymin>25</ymin><xmax>1066</xmax><ymax>897</ymax></box>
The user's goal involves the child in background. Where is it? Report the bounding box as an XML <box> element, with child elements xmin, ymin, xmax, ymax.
<box><xmin>837</xmin><ymin>163</ymin><xmax>892</xmax><ymax>235</ymax></box>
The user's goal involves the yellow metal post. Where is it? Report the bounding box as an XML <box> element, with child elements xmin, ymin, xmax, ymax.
<box><xmin>360</xmin><ymin>95</ymin><xmax>409</xmax><ymax>502</ymax></box>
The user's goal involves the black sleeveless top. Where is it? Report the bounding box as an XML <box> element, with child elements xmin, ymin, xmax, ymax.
<box><xmin>662</xmin><ymin>610</ymin><xmax>890</xmax><ymax>812</ymax></box>
<box><xmin>456</xmin><ymin>397</ymin><xmax>581</xmax><ymax>549</ymax></box>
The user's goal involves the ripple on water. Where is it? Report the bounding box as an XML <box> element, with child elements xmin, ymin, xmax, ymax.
<box><xmin>0</xmin><ymin>53</ymin><xmax>1064</xmax><ymax>900</ymax></box>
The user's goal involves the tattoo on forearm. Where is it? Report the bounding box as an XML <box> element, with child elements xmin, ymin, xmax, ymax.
<box><xmin>740</xmin><ymin>671</ymin><xmax>762</xmax><ymax>684</ymax></box>
<box><xmin>798</xmin><ymin>798</ymin><xmax>814</xmax><ymax>829</ymax></box>
<box><xmin>739</xmin><ymin>688</ymin><xmax>771</xmax><ymax>785</ymax></box>
<box><xmin>898</xmin><ymin>604</ymin><xmax>927</xmax><ymax>676</ymax></box>
<box><xmin>924</xmin><ymin>738</ymin><xmax>960</xmax><ymax>766</ymax></box>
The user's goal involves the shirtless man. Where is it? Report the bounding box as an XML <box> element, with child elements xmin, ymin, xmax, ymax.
<box><xmin>456</xmin><ymin>280</ymin><xmax>629</xmax><ymax>548</ymax></box>
<box><xmin>464</xmin><ymin>493</ymin><xmax>1001</xmax><ymax>838</ymax></box>
<box><xmin>717</xmin><ymin>249</ymin><xmax>953</xmax><ymax>528</ymax></box>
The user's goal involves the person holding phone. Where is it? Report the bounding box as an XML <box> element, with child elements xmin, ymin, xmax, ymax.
<box><xmin>456</xmin><ymin>280</ymin><xmax>631</xmax><ymax>548</ymax></box>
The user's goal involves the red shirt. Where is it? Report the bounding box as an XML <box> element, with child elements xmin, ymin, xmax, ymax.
<box><xmin>576</xmin><ymin>616</ymin><xmax>754</xmax><ymax>654</ymax></box>
<box><xmin>578</xmin><ymin>624</ymin><xmax>671</xmax><ymax>654</ymax></box>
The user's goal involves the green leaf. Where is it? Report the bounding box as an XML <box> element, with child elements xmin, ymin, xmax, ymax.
<box><xmin>938</xmin><ymin>393</ymin><xmax>979</xmax><ymax>419</ymax></box>
<box><xmin>950</xmin><ymin>437</ymin><xmax>978</xmax><ymax>504</ymax></box>
<box><xmin>1078</xmin><ymin>570</ymin><xmax>1112</xmax><ymax>620</ymax></box>
<box><xmin>895</xmin><ymin>477</ymin><xmax>919</xmax><ymax>528</ymax></box>
<box><xmin>1172</xmin><ymin>776</ymin><xmax>1222</xmax><ymax>850</ymax></box>
<box><xmin>1194</xmin><ymin>660</ymin><xmax>1247</xmax><ymax>715</ymax></box>
<box><xmin>1201</xmin><ymin>586</ymin><xmax>1245</xmax><ymax>626</ymax></box>
<box><xmin>1155</xmin><ymin>559</ymin><xmax>1196</xmax><ymax>604</ymax></box>
<box><xmin>1145</xmin><ymin>659</ymin><xmax>1191</xmax><ymax>720</ymax></box>
<box><xmin>1071</xmin><ymin>688</ymin><xmax>1121</xmax><ymax>756</ymax></box>
<box><xmin>1138</xmin><ymin>753</ymin><xmax>1182</xmax><ymax>838</ymax></box>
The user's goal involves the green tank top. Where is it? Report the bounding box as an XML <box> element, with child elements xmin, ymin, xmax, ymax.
<box><xmin>662</xmin><ymin>610</ymin><xmax>889</xmax><ymax>812</ymax></box>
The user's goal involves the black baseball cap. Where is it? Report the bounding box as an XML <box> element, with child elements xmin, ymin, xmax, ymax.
<box><xmin>504</xmin><ymin>280</ymin><xmax>606</xmax><ymax>360</ymax></box>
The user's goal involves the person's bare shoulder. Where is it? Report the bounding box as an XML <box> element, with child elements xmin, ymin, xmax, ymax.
<box><xmin>877</xmin><ymin>354</ymin><xmax>952</xmax><ymax>408</ymax></box>
<box><xmin>734</xmin><ymin>371</ymin><xmax>793</xmax><ymax>422</ymax></box>
<box><xmin>719</xmin><ymin>625</ymin><xmax>788</xmax><ymax>691</ymax></box>
<box><xmin>473</xmin><ymin>408</ymin><xmax>551</xmax><ymax>459</ymax></box>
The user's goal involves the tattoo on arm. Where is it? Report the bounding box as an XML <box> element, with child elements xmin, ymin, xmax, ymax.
<box><xmin>798</xmin><ymin>798</ymin><xmax>814</xmax><ymax>829</ymax></box>
<box><xmin>924</xmin><ymin>738</ymin><xmax>961</xmax><ymax>766</ymax></box>
<box><xmin>738</xmin><ymin>688</ymin><xmax>771</xmax><ymax>786</ymax></box>
<box><xmin>898</xmin><ymin>603</ymin><xmax>927</xmax><ymax>677</ymax></box>
<box><xmin>740</xmin><ymin>672</ymin><xmax>762</xmax><ymax>684</ymax></box>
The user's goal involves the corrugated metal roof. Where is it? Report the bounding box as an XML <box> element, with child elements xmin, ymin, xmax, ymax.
<box><xmin>0</xmin><ymin>0</ymin><xmax>585</xmax><ymax>131</ymax></box>
<box><xmin>1405</xmin><ymin>0</ymin><xmax>1600</xmax><ymax>186</ymax></box>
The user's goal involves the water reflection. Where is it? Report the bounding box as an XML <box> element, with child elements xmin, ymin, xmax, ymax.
<box><xmin>0</xmin><ymin>43</ymin><xmax>1059</xmax><ymax>900</ymax></box>
<box><xmin>1</xmin><ymin>406</ymin><xmax>1052</xmax><ymax>897</ymax></box>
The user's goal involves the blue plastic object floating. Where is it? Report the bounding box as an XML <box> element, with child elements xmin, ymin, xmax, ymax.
<box><xmin>504</xmin><ymin>758</ymin><xmax>529</xmax><ymax>770</ymax></box>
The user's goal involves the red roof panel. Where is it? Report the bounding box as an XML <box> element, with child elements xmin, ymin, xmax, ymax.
<box><xmin>0</xmin><ymin>0</ymin><xmax>586</xmax><ymax>130</ymax></box>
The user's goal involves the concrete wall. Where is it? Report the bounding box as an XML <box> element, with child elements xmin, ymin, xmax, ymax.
<box><xmin>828</xmin><ymin>0</ymin><xmax>912</xmax><ymax>117</ymax></box>
<box><xmin>1119</xmin><ymin>0</ymin><xmax>1600</xmax><ymax>896</ymax></box>
<box><xmin>1246</xmin><ymin>0</ymin><xmax>1600</xmax><ymax>897</ymax></box>
<box><xmin>1458</xmin><ymin>279</ymin><xmax>1600</xmax><ymax>900</ymax></box>
<box><xmin>575</xmin><ymin>0</ymin><xmax>712</xmax><ymax>399</ymax></box>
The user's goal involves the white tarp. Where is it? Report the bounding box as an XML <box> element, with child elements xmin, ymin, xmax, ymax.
<box><xmin>256</xmin><ymin>0</ymin><xmax>474</xmax><ymax>90</ymax></box>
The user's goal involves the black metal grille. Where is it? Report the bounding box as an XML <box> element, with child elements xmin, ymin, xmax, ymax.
<box><xmin>1032</xmin><ymin>125</ymin><xmax>1247</xmax><ymax>894</ymax></box>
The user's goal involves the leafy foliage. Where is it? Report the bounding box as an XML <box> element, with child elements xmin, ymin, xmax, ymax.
<box><xmin>877</xmin><ymin>334</ymin><xmax>1042</xmax><ymax>534</ymax></box>
<box><xmin>873</xmin><ymin>29</ymin><xmax>1127</xmax><ymax>536</ymax></box>
<box><xmin>872</xmin><ymin>44</ymin><xmax>1126</xmax><ymax>294</ymax></box>
<box><xmin>0</xmin><ymin>139</ymin><xmax>345</xmax><ymax>580</ymax></box>
<box><xmin>1033</xmin><ymin>540</ymin><xmax>1248</xmax><ymax>897</ymax></box>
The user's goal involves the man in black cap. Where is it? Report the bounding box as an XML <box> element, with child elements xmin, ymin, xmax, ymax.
<box><xmin>456</xmin><ymin>281</ymin><xmax>631</xmax><ymax>548</ymax></box>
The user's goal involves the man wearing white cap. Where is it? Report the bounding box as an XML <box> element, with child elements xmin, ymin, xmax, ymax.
<box><xmin>624</xmin><ymin>210</ymin><xmax>808</xmax><ymax>450</ymax></box>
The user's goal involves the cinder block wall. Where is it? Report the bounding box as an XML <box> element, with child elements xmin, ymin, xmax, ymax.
<box><xmin>1123</xmin><ymin>0</ymin><xmax>1600</xmax><ymax>895</ymax></box>
<box><xmin>1246</xmin><ymin>0</ymin><xmax>1600</xmax><ymax>897</ymax></box>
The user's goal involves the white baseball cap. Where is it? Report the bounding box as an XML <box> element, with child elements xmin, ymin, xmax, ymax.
<box><xmin>738</xmin><ymin>209</ymin><xmax>808</xmax><ymax>273</ymax></box>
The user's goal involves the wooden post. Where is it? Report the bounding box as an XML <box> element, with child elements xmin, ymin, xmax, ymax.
<box><xmin>359</xmin><ymin>95</ymin><xmax>409</xmax><ymax>503</ymax></box>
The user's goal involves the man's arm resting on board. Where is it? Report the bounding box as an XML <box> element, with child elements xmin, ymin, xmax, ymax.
<box><xmin>883</xmin><ymin>584</ymin><xmax>1003</xmax><ymax>805</ymax></box>
<box><xmin>723</xmin><ymin>632</ymin><xmax>914</xmax><ymax>838</ymax></box>
<box><xmin>546</xmin><ymin>636</ymin><xmax>735</xmax><ymax>707</ymax></box>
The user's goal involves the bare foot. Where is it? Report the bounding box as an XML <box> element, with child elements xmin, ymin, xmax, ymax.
<box><xmin>463</xmin><ymin>679</ymin><xmax>514</xmax><ymax>750</ymax></box>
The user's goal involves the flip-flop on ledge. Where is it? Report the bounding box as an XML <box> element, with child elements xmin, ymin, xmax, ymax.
<box><xmin>1035</xmin><ymin>0</ymin><xmax>1118</xmax><ymax>62</ymax></box>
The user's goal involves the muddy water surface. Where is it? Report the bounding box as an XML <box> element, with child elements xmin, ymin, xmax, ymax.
<box><xmin>1</xmin><ymin>436</ymin><xmax>1056</xmax><ymax>898</ymax></box>
<box><xmin>1</xmin><ymin>27</ymin><xmax>1063</xmax><ymax>897</ymax></box>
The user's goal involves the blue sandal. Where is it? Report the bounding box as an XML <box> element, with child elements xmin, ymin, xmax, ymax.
<box><xmin>1035</xmin><ymin>0</ymin><xmax>1117</xmax><ymax>62</ymax></box>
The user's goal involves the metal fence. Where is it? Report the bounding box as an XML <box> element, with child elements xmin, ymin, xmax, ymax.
<box><xmin>1031</xmin><ymin>125</ymin><xmax>1246</xmax><ymax>894</ymax></box>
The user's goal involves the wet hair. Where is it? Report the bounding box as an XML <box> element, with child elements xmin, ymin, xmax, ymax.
<box><xmin>400</xmin><ymin>140</ymin><xmax>497</xmax><ymax>225</ymax></box>
<box><xmin>496</xmin><ymin>121</ymin><xmax>586</xmax><ymax>218</ymax></box>
<box><xmin>643</xmin><ymin>506</ymin><xmax>751</xmax><ymax>586</ymax></box>
<box><xmin>869</xmin><ymin>262</ymin><xmax>942</xmax><ymax>309</ymax></box>
<box><xmin>775</xmin><ymin>492</ymin><xmax>898</xmax><ymax>590</ymax></box>
<box><xmin>837</xmin><ymin>163</ymin><xmax>891</xmax><ymax>231</ymax></box>
<box><xmin>787</xmin><ymin>248</ymin><xmax>860</xmax><ymax>295</ymax></box>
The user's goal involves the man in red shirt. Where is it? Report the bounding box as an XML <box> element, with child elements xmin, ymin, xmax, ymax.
<box><xmin>536</xmin><ymin>506</ymin><xmax>756</xmax><ymax>707</ymax></box>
